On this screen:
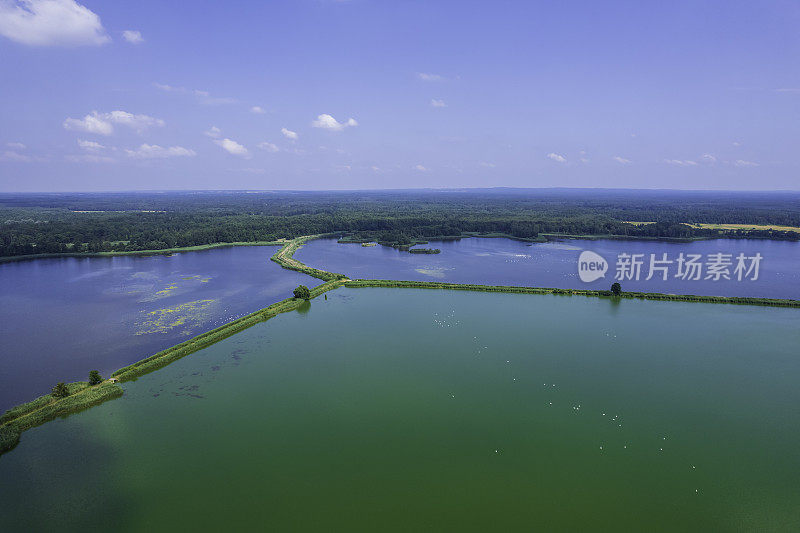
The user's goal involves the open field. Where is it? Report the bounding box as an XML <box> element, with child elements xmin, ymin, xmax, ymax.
<box><xmin>624</xmin><ymin>221</ymin><xmax>800</xmax><ymax>233</ymax></box>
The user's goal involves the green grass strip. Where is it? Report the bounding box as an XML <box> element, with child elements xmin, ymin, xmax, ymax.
<box><xmin>270</xmin><ymin>234</ymin><xmax>347</xmax><ymax>281</ymax></box>
<box><xmin>0</xmin><ymin>381</ymin><xmax>123</xmax><ymax>455</ymax></box>
<box><xmin>343</xmin><ymin>279</ymin><xmax>800</xmax><ymax>308</ymax></box>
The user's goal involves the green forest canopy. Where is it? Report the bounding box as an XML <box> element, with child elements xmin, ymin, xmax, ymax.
<box><xmin>2</xmin><ymin>189</ymin><xmax>799</xmax><ymax>257</ymax></box>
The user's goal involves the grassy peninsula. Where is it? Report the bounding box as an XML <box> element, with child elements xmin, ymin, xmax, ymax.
<box><xmin>270</xmin><ymin>234</ymin><xmax>347</xmax><ymax>281</ymax></box>
<box><xmin>0</xmin><ymin>381</ymin><xmax>123</xmax><ymax>454</ymax></box>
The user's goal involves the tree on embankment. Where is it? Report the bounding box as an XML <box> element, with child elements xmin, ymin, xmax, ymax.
<box><xmin>293</xmin><ymin>285</ymin><xmax>311</xmax><ymax>300</ymax></box>
<box><xmin>611</xmin><ymin>282</ymin><xmax>622</xmax><ymax>296</ymax></box>
<box><xmin>89</xmin><ymin>370</ymin><xmax>102</xmax><ymax>385</ymax></box>
<box><xmin>51</xmin><ymin>382</ymin><xmax>70</xmax><ymax>398</ymax></box>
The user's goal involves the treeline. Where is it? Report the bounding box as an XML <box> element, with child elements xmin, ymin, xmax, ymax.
<box><xmin>2</xmin><ymin>189</ymin><xmax>799</xmax><ymax>258</ymax></box>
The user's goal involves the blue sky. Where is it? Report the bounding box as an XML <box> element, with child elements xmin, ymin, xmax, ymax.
<box><xmin>0</xmin><ymin>0</ymin><xmax>798</xmax><ymax>191</ymax></box>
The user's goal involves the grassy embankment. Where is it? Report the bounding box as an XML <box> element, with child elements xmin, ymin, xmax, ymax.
<box><xmin>0</xmin><ymin>381</ymin><xmax>123</xmax><ymax>454</ymax></box>
<box><xmin>344</xmin><ymin>279</ymin><xmax>800</xmax><ymax>308</ymax></box>
<box><xmin>270</xmin><ymin>234</ymin><xmax>347</xmax><ymax>281</ymax></box>
<box><xmin>0</xmin><ymin>241</ymin><xmax>287</xmax><ymax>264</ymax></box>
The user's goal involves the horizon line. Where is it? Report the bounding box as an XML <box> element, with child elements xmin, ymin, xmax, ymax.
<box><xmin>2</xmin><ymin>186</ymin><xmax>800</xmax><ymax>195</ymax></box>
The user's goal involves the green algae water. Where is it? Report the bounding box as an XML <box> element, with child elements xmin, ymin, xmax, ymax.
<box><xmin>1</xmin><ymin>288</ymin><xmax>799</xmax><ymax>531</ymax></box>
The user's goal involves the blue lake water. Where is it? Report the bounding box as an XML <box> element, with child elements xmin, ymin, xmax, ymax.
<box><xmin>0</xmin><ymin>246</ymin><xmax>317</xmax><ymax>410</ymax></box>
<box><xmin>296</xmin><ymin>237</ymin><xmax>800</xmax><ymax>299</ymax></box>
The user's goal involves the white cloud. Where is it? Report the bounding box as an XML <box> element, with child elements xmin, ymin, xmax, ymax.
<box><xmin>153</xmin><ymin>82</ymin><xmax>184</xmax><ymax>93</ymax></box>
<box><xmin>479</xmin><ymin>161</ymin><xmax>496</xmax><ymax>168</ymax></box>
<box><xmin>417</xmin><ymin>72</ymin><xmax>445</xmax><ymax>82</ymax></box>
<box><xmin>414</xmin><ymin>164</ymin><xmax>428</xmax><ymax>171</ymax></box>
<box><xmin>371</xmin><ymin>166</ymin><xmax>381</xmax><ymax>172</ymax></box>
<box><xmin>104</xmin><ymin>110</ymin><xmax>164</xmax><ymax>132</ymax></box>
<box><xmin>121</xmin><ymin>30</ymin><xmax>142</xmax><ymax>44</ymax></box>
<box><xmin>250</xmin><ymin>106</ymin><xmax>265</xmax><ymax>114</ymax></box>
<box><xmin>613</xmin><ymin>156</ymin><xmax>632</xmax><ymax>165</ymax></box>
<box><xmin>547</xmin><ymin>153</ymin><xmax>567</xmax><ymax>163</ymax></box>
<box><xmin>66</xmin><ymin>153</ymin><xmax>114</xmax><ymax>163</ymax></box>
<box><xmin>281</xmin><ymin>127</ymin><xmax>298</xmax><ymax>140</ymax></box>
<box><xmin>204</xmin><ymin>126</ymin><xmax>222</xmax><ymax>138</ymax></box>
<box><xmin>311</xmin><ymin>114</ymin><xmax>358</xmax><ymax>131</ymax></box>
<box><xmin>0</xmin><ymin>150</ymin><xmax>31</xmax><ymax>162</ymax></box>
<box><xmin>193</xmin><ymin>89</ymin><xmax>236</xmax><ymax>105</ymax></box>
<box><xmin>664</xmin><ymin>159</ymin><xmax>697</xmax><ymax>166</ymax></box>
<box><xmin>579</xmin><ymin>150</ymin><xmax>589</xmax><ymax>163</ymax></box>
<box><xmin>63</xmin><ymin>113</ymin><xmax>113</xmax><ymax>135</ymax></box>
<box><xmin>214</xmin><ymin>138</ymin><xmax>249</xmax><ymax>157</ymax></box>
<box><xmin>125</xmin><ymin>144</ymin><xmax>196</xmax><ymax>159</ymax></box>
<box><xmin>734</xmin><ymin>159</ymin><xmax>759</xmax><ymax>167</ymax></box>
<box><xmin>63</xmin><ymin>110</ymin><xmax>164</xmax><ymax>135</ymax></box>
<box><xmin>430</xmin><ymin>98</ymin><xmax>446</xmax><ymax>108</ymax></box>
<box><xmin>0</xmin><ymin>0</ymin><xmax>109</xmax><ymax>46</ymax></box>
<box><xmin>701</xmin><ymin>153</ymin><xmax>717</xmax><ymax>164</ymax></box>
<box><xmin>234</xmin><ymin>167</ymin><xmax>266</xmax><ymax>174</ymax></box>
<box><xmin>258</xmin><ymin>141</ymin><xmax>279</xmax><ymax>153</ymax></box>
<box><xmin>154</xmin><ymin>83</ymin><xmax>236</xmax><ymax>104</ymax></box>
<box><xmin>0</xmin><ymin>143</ymin><xmax>46</xmax><ymax>162</ymax></box>
<box><xmin>77</xmin><ymin>139</ymin><xmax>104</xmax><ymax>151</ymax></box>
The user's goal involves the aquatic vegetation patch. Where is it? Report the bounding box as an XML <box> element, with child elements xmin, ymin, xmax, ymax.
<box><xmin>137</xmin><ymin>274</ymin><xmax>214</xmax><ymax>302</ymax></box>
<box><xmin>136</xmin><ymin>299</ymin><xmax>218</xmax><ymax>335</ymax></box>
<box><xmin>414</xmin><ymin>267</ymin><xmax>453</xmax><ymax>279</ymax></box>
<box><xmin>140</xmin><ymin>283</ymin><xmax>180</xmax><ymax>302</ymax></box>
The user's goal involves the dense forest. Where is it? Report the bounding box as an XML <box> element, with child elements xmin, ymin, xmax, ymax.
<box><xmin>1</xmin><ymin>189</ymin><xmax>799</xmax><ymax>258</ymax></box>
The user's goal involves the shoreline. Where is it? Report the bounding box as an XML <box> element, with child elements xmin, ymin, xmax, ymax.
<box><xmin>0</xmin><ymin>241</ymin><xmax>286</xmax><ymax>265</ymax></box>
<box><xmin>3</xmin><ymin>231</ymin><xmax>799</xmax><ymax>266</ymax></box>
